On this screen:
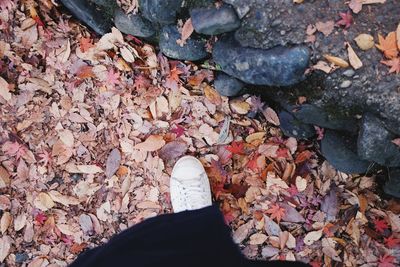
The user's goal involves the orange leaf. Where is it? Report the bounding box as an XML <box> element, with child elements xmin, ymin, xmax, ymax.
<box><xmin>79</xmin><ymin>37</ymin><xmax>94</xmax><ymax>53</ymax></box>
<box><xmin>265</xmin><ymin>204</ymin><xmax>286</xmax><ymax>223</ymax></box>
<box><xmin>381</xmin><ymin>57</ymin><xmax>400</xmax><ymax>74</ymax></box>
<box><xmin>76</xmin><ymin>66</ymin><xmax>95</xmax><ymax>79</ymax></box>
<box><xmin>204</xmin><ymin>85</ymin><xmax>222</xmax><ymax>105</ymax></box>
<box><xmin>376</xmin><ymin>32</ymin><xmax>398</xmax><ymax>59</ymax></box>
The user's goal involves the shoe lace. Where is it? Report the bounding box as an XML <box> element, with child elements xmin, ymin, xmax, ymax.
<box><xmin>174</xmin><ymin>175</ymin><xmax>208</xmax><ymax>210</ymax></box>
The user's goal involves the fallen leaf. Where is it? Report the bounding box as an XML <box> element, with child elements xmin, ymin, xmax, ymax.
<box><xmin>316</xmin><ymin>21</ymin><xmax>335</xmax><ymax>36</ymax></box>
<box><xmin>177</xmin><ymin>18</ymin><xmax>194</xmax><ymax>47</ymax></box>
<box><xmin>0</xmin><ymin>166</ymin><xmax>10</xmax><ymax>188</ymax></box>
<box><xmin>66</xmin><ymin>164</ymin><xmax>103</xmax><ymax>174</ymax></box>
<box><xmin>324</xmin><ymin>55</ymin><xmax>349</xmax><ymax>68</ymax></box>
<box><xmin>349</xmin><ymin>0</ymin><xmax>363</xmax><ymax>13</ymax></box>
<box><xmin>376</xmin><ymin>32</ymin><xmax>398</xmax><ymax>59</ymax></box>
<box><xmin>295</xmin><ymin>176</ymin><xmax>307</xmax><ymax>192</ymax></box>
<box><xmin>0</xmin><ymin>212</ymin><xmax>11</xmax><ymax>234</ymax></box>
<box><xmin>313</xmin><ymin>60</ymin><xmax>333</xmax><ymax>73</ymax></box>
<box><xmin>34</xmin><ymin>192</ymin><xmax>55</xmax><ymax>211</ymax></box>
<box><xmin>378</xmin><ymin>254</ymin><xmax>396</xmax><ymax>267</ymax></box>
<box><xmin>230</xmin><ymin>99</ymin><xmax>251</xmax><ymax>115</ymax></box>
<box><xmin>0</xmin><ymin>76</ymin><xmax>11</xmax><ymax>101</ymax></box>
<box><xmin>120</xmin><ymin>46</ymin><xmax>136</xmax><ymax>63</ymax></box>
<box><xmin>304</xmin><ymin>230</ymin><xmax>323</xmax><ymax>245</ymax></box>
<box><xmin>204</xmin><ymin>85</ymin><xmax>222</xmax><ymax>105</ymax></box>
<box><xmin>280</xmin><ymin>203</ymin><xmax>305</xmax><ymax>223</ymax></box>
<box><xmin>346</xmin><ymin>42</ymin><xmax>363</xmax><ymax>69</ymax></box>
<box><xmin>263</xmin><ymin>107</ymin><xmax>280</xmax><ymax>126</ymax></box>
<box><xmin>158</xmin><ymin>141</ymin><xmax>188</xmax><ymax>161</ymax></box>
<box><xmin>373</xmin><ymin>218</ymin><xmax>389</xmax><ymax>233</ymax></box>
<box><xmin>48</xmin><ymin>190</ymin><xmax>80</xmax><ymax>206</ymax></box>
<box><xmin>226</xmin><ymin>141</ymin><xmax>245</xmax><ymax>155</ymax></box>
<box><xmin>354</xmin><ymin>33</ymin><xmax>375</xmax><ymax>50</ymax></box>
<box><xmin>249</xmin><ymin>233</ymin><xmax>268</xmax><ymax>245</ymax></box>
<box><xmin>0</xmin><ymin>235</ymin><xmax>12</xmax><ymax>262</ymax></box>
<box><xmin>336</xmin><ymin>11</ymin><xmax>353</xmax><ymax>29</ymax></box>
<box><xmin>245</xmin><ymin>132</ymin><xmax>266</xmax><ymax>143</ymax></box>
<box><xmin>397</xmin><ymin>23</ymin><xmax>400</xmax><ymax>50</ymax></box>
<box><xmin>105</xmin><ymin>148</ymin><xmax>121</xmax><ymax>178</ymax></box>
<box><xmin>233</xmin><ymin>220</ymin><xmax>253</xmax><ymax>243</ymax></box>
<box><xmin>381</xmin><ymin>58</ymin><xmax>400</xmax><ymax>74</ymax></box>
<box><xmin>321</xmin><ymin>184</ymin><xmax>338</xmax><ymax>221</ymax></box>
<box><xmin>266</xmin><ymin>204</ymin><xmax>286</xmax><ymax>223</ymax></box>
<box><xmin>134</xmin><ymin>135</ymin><xmax>166</xmax><ymax>151</ymax></box>
<box><xmin>14</xmin><ymin>213</ymin><xmax>26</xmax><ymax>231</ymax></box>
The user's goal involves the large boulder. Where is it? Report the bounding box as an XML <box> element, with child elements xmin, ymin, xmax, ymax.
<box><xmin>139</xmin><ymin>0</ymin><xmax>183</xmax><ymax>25</ymax></box>
<box><xmin>214</xmin><ymin>73</ymin><xmax>244</xmax><ymax>97</ymax></box>
<box><xmin>384</xmin><ymin>168</ymin><xmax>400</xmax><ymax>198</ymax></box>
<box><xmin>114</xmin><ymin>9</ymin><xmax>155</xmax><ymax>38</ymax></box>
<box><xmin>159</xmin><ymin>25</ymin><xmax>208</xmax><ymax>61</ymax></box>
<box><xmin>213</xmin><ymin>37</ymin><xmax>310</xmax><ymax>86</ymax></box>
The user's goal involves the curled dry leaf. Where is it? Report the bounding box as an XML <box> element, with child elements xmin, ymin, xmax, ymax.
<box><xmin>230</xmin><ymin>99</ymin><xmax>251</xmax><ymax>115</ymax></box>
<box><xmin>134</xmin><ymin>135</ymin><xmax>166</xmax><ymax>151</ymax></box>
<box><xmin>304</xmin><ymin>230</ymin><xmax>323</xmax><ymax>245</ymax></box>
<box><xmin>313</xmin><ymin>60</ymin><xmax>333</xmax><ymax>73</ymax></box>
<box><xmin>14</xmin><ymin>213</ymin><xmax>26</xmax><ymax>232</ymax></box>
<box><xmin>263</xmin><ymin>107</ymin><xmax>280</xmax><ymax>126</ymax></box>
<box><xmin>176</xmin><ymin>18</ymin><xmax>194</xmax><ymax>47</ymax></box>
<box><xmin>33</xmin><ymin>192</ymin><xmax>55</xmax><ymax>211</ymax></box>
<box><xmin>323</xmin><ymin>54</ymin><xmax>349</xmax><ymax>68</ymax></box>
<box><xmin>0</xmin><ymin>212</ymin><xmax>12</xmax><ymax>234</ymax></box>
<box><xmin>120</xmin><ymin>46</ymin><xmax>136</xmax><ymax>63</ymax></box>
<box><xmin>315</xmin><ymin>21</ymin><xmax>335</xmax><ymax>36</ymax></box>
<box><xmin>245</xmin><ymin>132</ymin><xmax>266</xmax><ymax>143</ymax></box>
<box><xmin>0</xmin><ymin>166</ymin><xmax>10</xmax><ymax>188</ymax></box>
<box><xmin>354</xmin><ymin>33</ymin><xmax>375</xmax><ymax>50</ymax></box>
<box><xmin>349</xmin><ymin>0</ymin><xmax>363</xmax><ymax>13</ymax></box>
<box><xmin>346</xmin><ymin>42</ymin><xmax>363</xmax><ymax>69</ymax></box>
<box><xmin>204</xmin><ymin>85</ymin><xmax>222</xmax><ymax>105</ymax></box>
<box><xmin>48</xmin><ymin>190</ymin><xmax>80</xmax><ymax>206</ymax></box>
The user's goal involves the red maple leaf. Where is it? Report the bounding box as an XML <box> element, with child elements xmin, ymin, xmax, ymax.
<box><xmin>61</xmin><ymin>235</ymin><xmax>73</xmax><ymax>246</ymax></box>
<box><xmin>226</xmin><ymin>141</ymin><xmax>245</xmax><ymax>155</ymax></box>
<box><xmin>171</xmin><ymin>124</ymin><xmax>185</xmax><ymax>138</ymax></box>
<box><xmin>79</xmin><ymin>37</ymin><xmax>94</xmax><ymax>53</ymax></box>
<box><xmin>373</xmin><ymin>218</ymin><xmax>389</xmax><ymax>234</ymax></box>
<box><xmin>276</xmin><ymin>147</ymin><xmax>289</xmax><ymax>158</ymax></box>
<box><xmin>168</xmin><ymin>65</ymin><xmax>184</xmax><ymax>82</ymax></box>
<box><xmin>265</xmin><ymin>204</ymin><xmax>286</xmax><ymax>223</ymax></box>
<box><xmin>336</xmin><ymin>11</ymin><xmax>353</xmax><ymax>29</ymax></box>
<box><xmin>34</xmin><ymin>211</ymin><xmax>48</xmax><ymax>225</ymax></box>
<box><xmin>246</xmin><ymin>153</ymin><xmax>260</xmax><ymax>171</ymax></box>
<box><xmin>384</xmin><ymin>235</ymin><xmax>400</xmax><ymax>248</ymax></box>
<box><xmin>38</xmin><ymin>150</ymin><xmax>52</xmax><ymax>166</ymax></box>
<box><xmin>378</xmin><ymin>254</ymin><xmax>396</xmax><ymax>267</ymax></box>
<box><xmin>381</xmin><ymin>58</ymin><xmax>400</xmax><ymax>74</ymax></box>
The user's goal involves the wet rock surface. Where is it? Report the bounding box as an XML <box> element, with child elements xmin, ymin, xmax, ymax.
<box><xmin>214</xmin><ymin>73</ymin><xmax>244</xmax><ymax>97</ymax></box>
<box><xmin>213</xmin><ymin>37</ymin><xmax>310</xmax><ymax>86</ymax></box>
<box><xmin>278</xmin><ymin>111</ymin><xmax>315</xmax><ymax>139</ymax></box>
<box><xmin>357</xmin><ymin>113</ymin><xmax>400</xmax><ymax>167</ymax></box>
<box><xmin>159</xmin><ymin>25</ymin><xmax>208</xmax><ymax>61</ymax></box>
<box><xmin>190</xmin><ymin>4</ymin><xmax>240</xmax><ymax>35</ymax></box>
<box><xmin>114</xmin><ymin>8</ymin><xmax>155</xmax><ymax>38</ymax></box>
<box><xmin>384</xmin><ymin>168</ymin><xmax>400</xmax><ymax>198</ymax></box>
<box><xmin>139</xmin><ymin>0</ymin><xmax>183</xmax><ymax>25</ymax></box>
<box><xmin>321</xmin><ymin>130</ymin><xmax>372</xmax><ymax>174</ymax></box>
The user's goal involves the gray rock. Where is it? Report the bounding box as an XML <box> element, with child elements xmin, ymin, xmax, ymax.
<box><xmin>223</xmin><ymin>0</ymin><xmax>250</xmax><ymax>18</ymax></box>
<box><xmin>139</xmin><ymin>0</ymin><xmax>183</xmax><ymax>25</ymax></box>
<box><xmin>321</xmin><ymin>130</ymin><xmax>372</xmax><ymax>174</ymax></box>
<box><xmin>357</xmin><ymin>113</ymin><xmax>400</xmax><ymax>167</ymax></box>
<box><xmin>290</xmin><ymin>104</ymin><xmax>358</xmax><ymax>133</ymax></box>
<box><xmin>114</xmin><ymin>8</ymin><xmax>155</xmax><ymax>38</ymax></box>
<box><xmin>213</xmin><ymin>37</ymin><xmax>310</xmax><ymax>86</ymax></box>
<box><xmin>340</xmin><ymin>80</ymin><xmax>352</xmax><ymax>88</ymax></box>
<box><xmin>59</xmin><ymin>0</ymin><xmax>113</xmax><ymax>35</ymax></box>
<box><xmin>184</xmin><ymin>0</ymin><xmax>215</xmax><ymax>10</ymax></box>
<box><xmin>15</xmin><ymin>252</ymin><xmax>29</xmax><ymax>264</ymax></box>
<box><xmin>214</xmin><ymin>73</ymin><xmax>244</xmax><ymax>97</ymax></box>
<box><xmin>159</xmin><ymin>25</ymin><xmax>208</xmax><ymax>61</ymax></box>
<box><xmin>384</xmin><ymin>168</ymin><xmax>400</xmax><ymax>198</ymax></box>
<box><xmin>279</xmin><ymin>111</ymin><xmax>315</xmax><ymax>139</ymax></box>
<box><xmin>343</xmin><ymin>69</ymin><xmax>355</xmax><ymax>77</ymax></box>
<box><xmin>190</xmin><ymin>5</ymin><xmax>240</xmax><ymax>35</ymax></box>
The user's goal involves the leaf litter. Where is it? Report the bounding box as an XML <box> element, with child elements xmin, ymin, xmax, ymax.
<box><xmin>0</xmin><ymin>0</ymin><xmax>399</xmax><ymax>266</ymax></box>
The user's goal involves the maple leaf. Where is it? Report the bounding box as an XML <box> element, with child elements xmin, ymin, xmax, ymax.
<box><xmin>373</xmin><ymin>218</ymin><xmax>389</xmax><ymax>234</ymax></box>
<box><xmin>207</xmin><ymin>159</ymin><xmax>228</xmax><ymax>184</ymax></box>
<box><xmin>336</xmin><ymin>11</ymin><xmax>353</xmax><ymax>29</ymax></box>
<box><xmin>79</xmin><ymin>37</ymin><xmax>94</xmax><ymax>53</ymax></box>
<box><xmin>376</xmin><ymin>32</ymin><xmax>398</xmax><ymax>59</ymax></box>
<box><xmin>171</xmin><ymin>124</ymin><xmax>185</xmax><ymax>138</ymax></box>
<box><xmin>381</xmin><ymin>58</ymin><xmax>400</xmax><ymax>74</ymax></box>
<box><xmin>378</xmin><ymin>254</ymin><xmax>396</xmax><ymax>267</ymax></box>
<box><xmin>2</xmin><ymin>141</ymin><xmax>26</xmax><ymax>160</ymax></box>
<box><xmin>384</xmin><ymin>235</ymin><xmax>400</xmax><ymax>248</ymax></box>
<box><xmin>38</xmin><ymin>150</ymin><xmax>52</xmax><ymax>166</ymax></box>
<box><xmin>34</xmin><ymin>211</ymin><xmax>48</xmax><ymax>225</ymax></box>
<box><xmin>276</xmin><ymin>147</ymin><xmax>289</xmax><ymax>158</ymax></box>
<box><xmin>61</xmin><ymin>235</ymin><xmax>73</xmax><ymax>246</ymax></box>
<box><xmin>288</xmin><ymin>184</ymin><xmax>299</xmax><ymax>197</ymax></box>
<box><xmin>105</xmin><ymin>68</ymin><xmax>120</xmax><ymax>88</ymax></box>
<box><xmin>226</xmin><ymin>141</ymin><xmax>245</xmax><ymax>155</ymax></box>
<box><xmin>246</xmin><ymin>154</ymin><xmax>259</xmax><ymax>171</ymax></box>
<box><xmin>266</xmin><ymin>204</ymin><xmax>286</xmax><ymax>223</ymax></box>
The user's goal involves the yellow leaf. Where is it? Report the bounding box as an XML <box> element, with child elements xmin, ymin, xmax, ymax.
<box><xmin>204</xmin><ymin>85</ymin><xmax>222</xmax><ymax>105</ymax></box>
<box><xmin>245</xmin><ymin>132</ymin><xmax>266</xmax><ymax>143</ymax></box>
<box><xmin>346</xmin><ymin>42</ymin><xmax>363</xmax><ymax>69</ymax></box>
<box><xmin>354</xmin><ymin>34</ymin><xmax>374</xmax><ymax>50</ymax></box>
<box><xmin>0</xmin><ymin>77</ymin><xmax>11</xmax><ymax>101</ymax></box>
<box><xmin>229</xmin><ymin>99</ymin><xmax>251</xmax><ymax>115</ymax></box>
<box><xmin>34</xmin><ymin>192</ymin><xmax>55</xmax><ymax>211</ymax></box>
<box><xmin>323</xmin><ymin>54</ymin><xmax>349</xmax><ymax>68</ymax></box>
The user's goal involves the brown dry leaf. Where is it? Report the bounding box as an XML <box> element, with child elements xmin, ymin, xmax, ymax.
<box><xmin>14</xmin><ymin>213</ymin><xmax>26</xmax><ymax>232</ymax></box>
<box><xmin>0</xmin><ymin>166</ymin><xmax>10</xmax><ymax>188</ymax></box>
<box><xmin>230</xmin><ymin>99</ymin><xmax>251</xmax><ymax>115</ymax></box>
<box><xmin>249</xmin><ymin>233</ymin><xmax>268</xmax><ymax>245</ymax></box>
<box><xmin>33</xmin><ymin>192</ymin><xmax>55</xmax><ymax>211</ymax></box>
<box><xmin>120</xmin><ymin>46</ymin><xmax>136</xmax><ymax>63</ymax></box>
<box><xmin>66</xmin><ymin>164</ymin><xmax>103</xmax><ymax>174</ymax></box>
<box><xmin>295</xmin><ymin>176</ymin><xmax>307</xmax><ymax>192</ymax></box>
<box><xmin>346</xmin><ymin>42</ymin><xmax>363</xmax><ymax>69</ymax></box>
<box><xmin>315</xmin><ymin>21</ymin><xmax>335</xmax><ymax>36</ymax></box>
<box><xmin>0</xmin><ymin>235</ymin><xmax>12</xmax><ymax>263</ymax></box>
<box><xmin>0</xmin><ymin>212</ymin><xmax>12</xmax><ymax>234</ymax></box>
<box><xmin>323</xmin><ymin>54</ymin><xmax>349</xmax><ymax>68</ymax></box>
<box><xmin>204</xmin><ymin>85</ymin><xmax>222</xmax><ymax>105</ymax></box>
<box><xmin>354</xmin><ymin>34</ymin><xmax>375</xmax><ymax>50</ymax></box>
<box><xmin>158</xmin><ymin>141</ymin><xmax>188</xmax><ymax>162</ymax></box>
<box><xmin>105</xmin><ymin>148</ymin><xmax>121</xmax><ymax>178</ymax></box>
<box><xmin>392</xmin><ymin>138</ymin><xmax>400</xmax><ymax>147</ymax></box>
<box><xmin>177</xmin><ymin>18</ymin><xmax>194</xmax><ymax>47</ymax></box>
<box><xmin>48</xmin><ymin>190</ymin><xmax>80</xmax><ymax>206</ymax></box>
<box><xmin>362</xmin><ymin>0</ymin><xmax>386</xmax><ymax>4</ymax></box>
<box><xmin>397</xmin><ymin>23</ymin><xmax>400</xmax><ymax>50</ymax></box>
<box><xmin>349</xmin><ymin>0</ymin><xmax>363</xmax><ymax>13</ymax></box>
<box><xmin>293</xmin><ymin>0</ymin><xmax>304</xmax><ymax>3</ymax></box>
<box><xmin>304</xmin><ymin>230</ymin><xmax>323</xmax><ymax>245</ymax></box>
<box><xmin>134</xmin><ymin>135</ymin><xmax>166</xmax><ymax>151</ymax></box>
<box><xmin>376</xmin><ymin>32</ymin><xmax>398</xmax><ymax>59</ymax></box>
<box><xmin>0</xmin><ymin>76</ymin><xmax>11</xmax><ymax>101</ymax></box>
<box><xmin>245</xmin><ymin>132</ymin><xmax>266</xmax><ymax>143</ymax></box>
<box><xmin>263</xmin><ymin>107</ymin><xmax>280</xmax><ymax>126</ymax></box>
<box><xmin>233</xmin><ymin>220</ymin><xmax>253</xmax><ymax>244</ymax></box>
<box><xmin>313</xmin><ymin>60</ymin><xmax>333</xmax><ymax>73</ymax></box>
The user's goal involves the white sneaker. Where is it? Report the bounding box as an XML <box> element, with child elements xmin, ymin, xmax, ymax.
<box><xmin>170</xmin><ymin>156</ymin><xmax>212</xmax><ymax>213</ymax></box>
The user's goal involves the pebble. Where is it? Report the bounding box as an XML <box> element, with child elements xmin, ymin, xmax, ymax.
<box><xmin>340</xmin><ymin>80</ymin><xmax>352</xmax><ymax>88</ymax></box>
<box><xmin>214</xmin><ymin>73</ymin><xmax>244</xmax><ymax>96</ymax></box>
<box><xmin>343</xmin><ymin>69</ymin><xmax>355</xmax><ymax>77</ymax></box>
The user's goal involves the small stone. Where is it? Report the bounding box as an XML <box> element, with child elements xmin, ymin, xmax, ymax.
<box><xmin>279</xmin><ymin>111</ymin><xmax>315</xmax><ymax>139</ymax></box>
<box><xmin>15</xmin><ymin>252</ymin><xmax>29</xmax><ymax>264</ymax></box>
<box><xmin>213</xmin><ymin>37</ymin><xmax>310</xmax><ymax>86</ymax></box>
<box><xmin>214</xmin><ymin>73</ymin><xmax>244</xmax><ymax>96</ymax></box>
<box><xmin>59</xmin><ymin>0</ymin><xmax>113</xmax><ymax>35</ymax></box>
<box><xmin>139</xmin><ymin>0</ymin><xmax>183</xmax><ymax>25</ymax></box>
<box><xmin>384</xmin><ymin>168</ymin><xmax>400</xmax><ymax>198</ymax></box>
<box><xmin>321</xmin><ymin>130</ymin><xmax>371</xmax><ymax>174</ymax></box>
<box><xmin>159</xmin><ymin>25</ymin><xmax>208</xmax><ymax>61</ymax></box>
<box><xmin>222</xmin><ymin>0</ymin><xmax>250</xmax><ymax>18</ymax></box>
<box><xmin>114</xmin><ymin>8</ymin><xmax>155</xmax><ymax>38</ymax></box>
<box><xmin>190</xmin><ymin>4</ymin><xmax>240</xmax><ymax>35</ymax></box>
<box><xmin>340</xmin><ymin>80</ymin><xmax>352</xmax><ymax>88</ymax></box>
<box><xmin>357</xmin><ymin>113</ymin><xmax>400</xmax><ymax>167</ymax></box>
<box><xmin>343</xmin><ymin>69</ymin><xmax>355</xmax><ymax>77</ymax></box>
<box><xmin>71</xmin><ymin>173</ymin><xmax>83</xmax><ymax>182</ymax></box>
